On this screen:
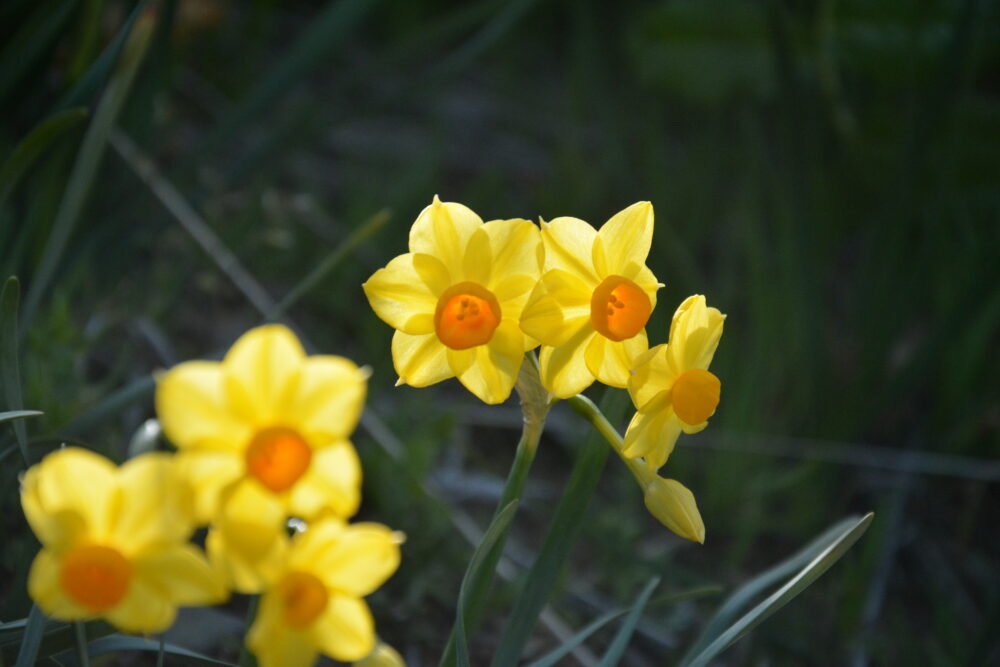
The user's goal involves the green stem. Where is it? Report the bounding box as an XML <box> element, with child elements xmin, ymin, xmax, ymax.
<box><xmin>566</xmin><ymin>394</ymin><xmax>654</xmax><ymax>489</ymax></box>
<box><xmin>439</xmin><ymin>353</ymin><xmax>550</xmax><ymax>667</ymax></box>
<box><xmin>74</xmin><ymin>622</ymin><xmax>90</xmax><ymax>667</ymax></box>
<box><xmin>237</xmin><ymin>595</ymin><xmax>260</xmax><ymax>667</ymax></box>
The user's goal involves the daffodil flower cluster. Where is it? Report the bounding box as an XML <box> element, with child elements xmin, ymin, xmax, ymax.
<box><xmin>365</xmin><ymin>197</ymin><xmax>725</xmax><ymax>543</ymax></box>
<box><xmin>20</xmin><ymin>325</ymin><xmax>402</xmax><ymax>667</ymax></box>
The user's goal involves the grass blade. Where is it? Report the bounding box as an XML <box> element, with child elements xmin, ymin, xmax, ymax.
<box><xmin>0</xmin><ymin>108</ymin><xmax>88</xmax><ymax>208</ymax></box>
<box><xmin>597</xmin><ymin>577</ymin><xmax>660</xmax><ymax>667</ymax></box>
<box><xmin>21</xmin><ymin>8</ymin><xmax>157</xmax><ymax>332</ymax></box>
<box><xmin>54</xmin><ymin>634</ymin><xmax>236</xmax><ymax>667</ymax></box>
<box><xmin>491</xmin><ymin>389</ymin><xmax>627</xmax><ymax>667</ymax></box>
<box><xmin>13</xmin><ymin>605</ymin><xmax>45</xmax><ymax>667</ymax></box>
<box><xmin>0</xmin><ymin>410</ymin><xmax>42</xmax><ymax>423</ymax></box>
<box><xmin>679</xmin><ymin>513</ymin><xmax>875</xmax><ymax>667</ymax></box>
<box><xmin>451</xmin><ymin>500</ymin><xmax>520</xmax><ymax>667</ymax></box>
<box><xmin>0</xmin><ymin>277</ymin><xmax>29</xmax><ymax>464</ymax></box>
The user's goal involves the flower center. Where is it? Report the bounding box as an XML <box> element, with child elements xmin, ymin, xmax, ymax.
<box><xmin>671</xmin><ymin>369</ymin><xmax>721</xmax><ymax>425</ymax></box>
<box><xmin>590</xmin><ymin>276</ymin><xmax>652</xmax><ymax>342</ymax></box>
<box><xmin>246</xmin><ymin>427</ymin><xmax>312</xmax><ymax>493</ymax></box>
<box><xmin>279</xmin><ymin>571</ymin><xmax>329</xmax><ymax>628</ymax></box>
<box><xmin>434</xmin><ymin>281</ymin><xmax>502</xmax><ymax>350</ymax></box>
<box><xmin>60</xmin><ymin>544</ymin><xmax>131</xmax><ymax>612</ymax></box>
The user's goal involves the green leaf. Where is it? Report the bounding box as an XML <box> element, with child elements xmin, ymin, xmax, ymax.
<box><xmin>679</xmin><ymin>513</ymin><xmax>875</xmax><ymax>667</ymax></box>
<box><xmin>21</xmin><ymin>7</ymin><xmax>158</xmax><ymax>331</ymax></box>
<box><xmin>0</xmin><ymin>410</ymin><xmax>41</xmax><ymax>424</ymax></box>
<box><xmin>491</xmin><ymin>389</ymin><xmax>627</xmax><ymax>667</ymax></box>
<box><xmin>13</xmin><ymin>605</ymin><xmax>45</xmax><ymax>667</ymax></box>
<box><xmin>0</xmin><ymin>108</ymin><xmax>88</xmax><ymax>208</ymax></box>
<box><xmin>451</xmin><ymin>500</ymin><xmax>520</xmax><ymax>667</ymax></box>
<box><xmin>524</xmin><ymin>586</ymin><xmax>720</xmax><ymax>667</ymax></box>
<box><xmin>597</xmin><ymin>576</ymin><xmax>660</xmax><ymax>667</ymax></box>
<box><xmin>61</xmin><ymin>375</ymin><xmax>154</xmax><ymax>438</ymax></box>
<box><xmin>0</xmin><ymin>277</ymin><xmax>29</xmax><ymax>464</ymax></box>
<box><xmin>1</xmin><ymin>619</ymin><xmax>115</xmax><ymax>665</ymax></box>
<box><xmin>54</xmin><ymin>635</ymin><xmax>237</xmax><ymax>667</ymax></box>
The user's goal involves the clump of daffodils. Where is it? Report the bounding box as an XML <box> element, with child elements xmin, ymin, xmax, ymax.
<box><xmin>367</xmin><ymin>197</ymin><xmax>726</xmax><ymax>543</ymax></box>
<box><xmin>20</xmin><ymin>324</ymin><xmax>402</xmax><ymax>667</ymax></box>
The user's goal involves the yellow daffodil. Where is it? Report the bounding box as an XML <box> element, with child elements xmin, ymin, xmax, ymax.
<box><xmin>247</xmin><ymin>518</ymin><xmax>402</xmax><ymax>667</ymax></box>
<box><xmin>624</xmin><ymin>295</ymin><xmax>725</xmax><ymax>470</ymax></box>
<box><xmin>20</xmin><ymin>447</ymin><xmax>225</xmax><ymax>632</ymax></box>
<box><xmin>519</xmin><ymin>202</ymin><xmax>661</xmax><ymax>398</ymax></box>
<box><xmin>363</xmin><ymin>196</ymin><xmax>542</xmax><ymax>405</ymax></box>
<box><xmin>155</xmin><ymin>324</ymin><xmax>368</xmax><ymax>590</ymax></box>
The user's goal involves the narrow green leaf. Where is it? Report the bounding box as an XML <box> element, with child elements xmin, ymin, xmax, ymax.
<box><xmin>491</xmin><ymin>389</ymin><xmax>627</xmax><ymax>667</ymax></box>
<box><xmin>680</xmin><ymin>513</ymin><xmax>875</xmax><ymax>667</ymax></box>
<box><xmin>451</xmin><ymin>500</ymin><xmax>520</xmax><ymax>667</ymax></box>
<box><xmin>525</xmin><ymin>586</ymin><xmax>720</xmax><ymax>667</ymax></box>
<box><xmin>1</xmin><ymin>620</ymin><xmax>115</xmax><ymax>664</ymax></box>
<box><xmin>0</xmin><ymin>277</ymin><xmax>29</xmax><ymax>464</ymax></box>
<box><xmin>53</xmin><ymin>0</ymin><xmax>155</xmax><ymax>111</ymax></box>
<box><xmin>597</xmin><ymin>577</ymin><xmax>660</xmax><ymax>667</ymax></box>
<box><xmin>0</xmin><ymin>410</ymin><xmax>41</xmax><ymax>424</ymax></box>
<box><xmin>0</xmin><ymin>109</ymin><xmax>88</xmax><ymax>208</ymax></box>
<box><xmin>0</xmin><ymin>0</ymin><xmax>77</xmax><ymax>102</ymax></box>
<box><xmin>61</xmin><ymin>374</ymin><xmax>154</xmax><ymax>440</ymax></box>
<box><xmin>21</xmin><ymin>8</ymin><xmax>158</xmax><ymax>331</ymax></box>
<box><xmin>431</xmin><ymin>0</ymin><xmax>544</xmax><ymax>79</ymax></box>
<box><xmin>56</xmin><ymin>634</ymin><xmax>236</xmax><ymax>667</ymax></box>
<box><xmin>13</xmin><ymin>605</ymin><xmax>45</xmax><ymax>667</ymax></box>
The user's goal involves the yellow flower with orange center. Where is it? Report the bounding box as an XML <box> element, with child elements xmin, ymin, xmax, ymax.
<box><xmin>363</xmin><ymin>196</ymin><xmax>542</xmax><ymax>405</ymax></box>
<box><xmin>519</xmin><ymin>202</ymin><xmax>661</xmax><ymax>398</ymax></box>
<box><xmin>155</xmin><ymin>324</ymin><xmax>368</xmax><ymax>591</ymax></box>
<box><xmin>247</xmin><ymin>518</ymin><xmax>402</xmax><ymax>667</ymax></box>
<box><xmin>20</xmin><ymin>448</ymin><xmax>225</xmax><ymax>632</ymax></box>
<box><xmin>624</xmin><ymin>295</ymin><xmax>725</xmax><ymax>470</ymax></box>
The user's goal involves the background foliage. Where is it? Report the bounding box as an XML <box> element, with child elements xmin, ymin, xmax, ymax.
<box><xmin>1</xmin><ymin>0</ymin><xmax>998</xmax><ymax>664</ymax></box>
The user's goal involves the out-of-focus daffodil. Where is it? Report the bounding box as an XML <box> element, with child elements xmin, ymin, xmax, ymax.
<box><xmin>155</xmin><ymin>325</ymin><xmax>368</xmax><ymax>590</ymax></box>
<box><xmin>363</xmin><ymin>196</ymin><xmax>542</xmax><ymax>404</ymax></box>
<box><xmin>20</xmin><ymin>448</ymin><xmax>225</xmax><ymax>633</ymax></box>
<box><xmin>624</xmin><ymin>295</ymin><xmax>724</xmax><ymax>470</ymax></box>
<box><xmin>519</xmin><ymin>202</ymin><xmax>661</xmax><ymax>398</ymax></box>
<box><xmin>247</xmin><ymin>518</ymin><xmax>402</xmax><ymax>667</ymax></box>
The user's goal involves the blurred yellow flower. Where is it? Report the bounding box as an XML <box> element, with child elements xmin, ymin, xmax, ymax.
<box><xmin>354</xmin><ymin>641</ymin><xmax>406</xmax><ymax>667</ymax></box>
<box><xmin>20</xmin><ymin>447</ymin><xmax>225</xmax><ymax>633</ymax></box>
<box><xmin>624</xmin><ymin>295</ymin><xmax>725</xmax><ymax>470</ymax></box>
<box><xmin>363</xmin><ymin>196</ymin><xmax>542</xmax><ymax>404</ymax></box>
<box><xmin>519</xmin><ymin>202</ymin><xmax>661</xmax><ymax>398</ymax></box>
<box><xmin>247</xmin><ymin>518</ymin><xmax>402</xmax><ymax>667</ymax></box>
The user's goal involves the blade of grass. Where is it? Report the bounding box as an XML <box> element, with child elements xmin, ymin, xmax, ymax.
<box><xmin>453</xmin><ymin>500</ymin><xmax>521</xmax><ymax>667</ymax></box>
<box><xmin>54</xmin><ymin>635</ymin><xmax>236</xmax><ymax>667</ymax></box>
<box><xmin>72</xmin><ymin>624</ymin><xmax>88</xmax><ymax>667</ymax></box>
<box><xmin>679</xmin><ymin>513</ymin><xmax>875</xmax><ymax>667</ymax></box>
<box><xmin>1</xmin><ymin>277</ymin><xmax>29</xmax><ymax>464</ymax></box>
<box><xmin>0</xmin><ymin>410</ymin><xmax>41</xmax><ymax>423</ymax></box>
<box><xmin>491</xmin><ymin>389</ymin><xmax>627</xmax><ymax>667</ymax></box>
<box><xmin>21</xmin><ymin>9</ymin><xmax>158</xmax><ymax>332</ymax></box>
<box><xmin>431</xmin><ymin>0</ymin><xmax>545</xmax><ymax>79</ymax></box>
<box><xmin>13</xmin><ymin>605</ymin><xmax>45</xmax><ymax>667</ymax></box>
<box><xmin>60</xmin><ymin>375</ymin><xmax>154</xmax><ymax>438</ymax></box>
<box><xmin>0</xmin><ymin>108</ymin><xmax>88</xmax><ymax>208</ymax></box>
<box><xmin>596</xmin><ymin>577</ymin><xmax>660</xmax><ymax>667</ymax></box>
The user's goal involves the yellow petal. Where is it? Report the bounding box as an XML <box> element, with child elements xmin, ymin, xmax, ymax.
<box><xmin>493</xmin><ymin>273</ymin><xmax>542</xmax><ymax>320</ymax></box>
<box><xmin>519</xmin><ymin>270</ymin><xmax>592</xmax><ymax>347</ymax></box>
<box><xmin>391</xmin><ymin>331</ymin><xmax>453</xmax><ymax>387</ymax></box>
<box><xmin>104</xmin><ymin>573</ymin><xmax>177</xmax><ymax>633</ymax></box>
<box><xmin>595</xmin><ymin>202</ymin><xmax>654</xmax><ymax>275</ymax></box>
<box><xmin>309</xmin><ymin>594</ymin><xmax>375</xmax><ymax>662</ymax></box>
<box><xmin>667</xmin><ymin>295</ymin><xmax>725</xmax><ymax>371</ymax></box>
<box><xmin>23</xmin><ymin>447</ymin><xmax>117</xmax><ymax>545</ymax></box>
<box><xmin>289</xmin><ymin>441</ymin><xmax>362</xmax><ymax>519</ymax></box>
<box><xmin>363</xmin><ymin>253</ymin><xmax>441</xmax><ymax>335</ymax></box>
<box><xmin>540</xmin><ymin>217</ymin><xmax>599</xmax><ymax>283</ymax></box>
<box><xmin>292</xmin><ymin>520</ymin><xmax>401</xmax><ymax>597</ymax></box>
<box><xmin>584</xmin><ymin>329</ymin><xmax>648</xmax><ymax>388</ymax></box>
<box><xmin>133</xmin><ymin>543</ymin><xmax>227</xmax><ymax>606</ymax></box>
<box><xmin>248</xmin><ymin>601</ymin><xmax>318</xmax><ymax>667</ymax></box>
<box><xmin>176</xmin><ymin>451</ymin><xmax>243</xmax><ymax>524</ymax></box>
<box><xmin>27</xmin><ymin>549</ymin><xmax>93</xmax><ymax>622</ymax></box>
<box><xmin>447</xmin><ymin>320</ymin><xmax>524</xmax><ymax>404</ymax></box>
<box><xmin>461</xmin><ymin>227</ymin><xmax>493</xmax><ymax>285</ymax></box>
<box><xmin>643</xmin><ymin>477</ymin><xmax>705</xmax><ymax>543</ymax></box>
<box><xmin>113</xmin><ymin>453</ymin><xmax>194</xmax><ymax>555</ymax></box>
<box><xmin>408</xmin><ymin>197</ymin><xmax>483</xmax><ymax>270</ymax></box>
<box><xmin>628</xmin><ymin>343</ymin><xmax>677</xmax><ymax>412</ymax></box>
<box><xmin>483</xmin><ymin>218</ymin><xmax>542</xmax><ymax>287</ymax></box>
<box><xmin>538</xmin><ymin>327</ymin><xmax>597</xmax><ymax>399</ymax></box>
<box><xmin>222</xmin><ymin>325</ymin><xmax>306</xmax><ymax>426</ymax></box>
<box><xmin>622</xmin><ymin>396</ymin><xmax>681</xmax><ymax>470</ymax></box>
<box><xmin>156</xmin><ymin>361</ymin><xmax>251</xmax><ymax>451</ymax></box>
<box><xmin>287</xmin><ymin>356</ymin><xmax>367</xmax><ymax>443</ymax></box>
<box><xmin>354</xmin><ymin>642</ymin><xmax>406</xmax><ymax>667</ymax></box>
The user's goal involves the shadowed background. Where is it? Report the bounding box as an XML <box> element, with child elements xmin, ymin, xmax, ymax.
<box><xmin>1</xmin><ymin>0</ymin><xmax>998</xmax><ymax>664</ymax></box>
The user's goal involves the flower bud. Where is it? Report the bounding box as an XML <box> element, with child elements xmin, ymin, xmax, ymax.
<box><xmin>643</xmin><ymin>477</ymin><xmax>705</xmax><ymax>543</ymax></box>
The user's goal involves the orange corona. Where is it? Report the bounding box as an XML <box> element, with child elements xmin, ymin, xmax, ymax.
<box><xmin>60</xmin><ymin>544</ymin><xmax>131</xmax><ymax>612</ymax></box>
<box><xmin>278</xmin><ymin>571</ymin><xmax>329</xmax><ymax>628</ymax></box>
<box><xmin>434</xmin><ymin>282</ymin><xmax>502</xmax><ymax>350</ymax></box>
<box><xmin>590</xmin><ymin>275</ymin><xmax>651</xmax><ymax>342</ymax></box>
<box><xmin>245</xmin><ymin>427</ymin><xmax>312</xmax><ymax>493</ymax></box>
<box><xmin>671</xmin><ymin>369</ymin><xmax>721</xmax><ymax>425</ymax></box>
